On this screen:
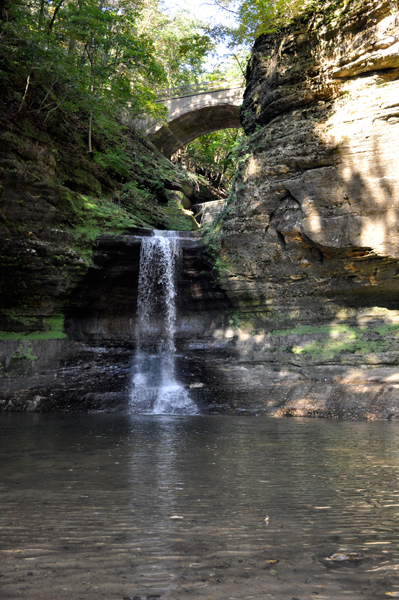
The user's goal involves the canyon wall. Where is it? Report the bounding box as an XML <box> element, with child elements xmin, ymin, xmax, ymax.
<box><xmin>0</xmin><ymin>116</ymin><xmax>210</xmax><ymax>411</ymax></box>
<box><xmin>0</xmin><ymin>229</ymin><xmax>228</xmax><ymax>412</ymax></box>
<box><xmin>3</xmin><ymin>0</ymin><xmax>399</xmax><ymax>417</ymax></box>
<box><xmin>206</xmin><ymin>0</ymin><xmax>399</xmax><ymax>417</ymax></box>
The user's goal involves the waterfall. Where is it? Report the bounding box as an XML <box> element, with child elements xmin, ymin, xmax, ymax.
<box><xmin>130</xmin><ymin>231</ymin><xmax>198</xmax><ymax>415</ymax></box>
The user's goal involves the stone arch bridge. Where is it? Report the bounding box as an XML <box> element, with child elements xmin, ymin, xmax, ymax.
<box><xmin>139</xmin><ymin>79</ymin><xmax>244</xmax><ymax>158</ymax></box>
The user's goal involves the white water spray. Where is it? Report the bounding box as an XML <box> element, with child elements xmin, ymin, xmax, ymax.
<box><xmin>130</xmin><ymin>231</ymin><xmax>198</xmax><ymax>415</ymax></box>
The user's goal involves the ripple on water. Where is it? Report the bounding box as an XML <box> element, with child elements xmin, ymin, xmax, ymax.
<box><xmin>1</xmin><ymin>414</ymin><xmax>399</xmax><ymax>599</ymax></box>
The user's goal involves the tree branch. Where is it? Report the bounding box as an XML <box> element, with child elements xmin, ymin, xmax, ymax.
<box><xmin>18</xmin><ymin>74</ymin><xmax>30</xmax><ymax>113</ymax></box>
<box><xmin>48</xmin><ymin>0</ymin><xmax>64</xmax><ymax>32</ymax></box>
<box><xmin>209</xmin><ymin>0</ymin><xmax>238</xmax><ymax>16</ymax></box>
<box><xmin>43</xmin><ymin>94</ymin><xmax>67</xmax><ymax>123</ymax></box>
<box><xmin>39</xmin><ymin>77</ymin><xmax>58</xmax><ymax>110</ymax></box>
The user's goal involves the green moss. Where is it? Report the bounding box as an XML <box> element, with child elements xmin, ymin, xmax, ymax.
<box><xmin>0</xmin><ymin>314</ymin><xmax>66</xmax><ymax>340</ymax></box>
<box><xmin>73</xmin><ymin>169</ymin><xmax>102</xmax><ymax>196</ymax></box>
<box><xmin>162</xmin><ymin>207</ymin><xmax>199</xmax><ymax>231</ymax></box>
<box><xmin>272</xmin><ymin>324</ymin><xmax>342</xmax><ymax>336</ymax></box>
<box><xmin>63</xmin><ymin>188</ymin><xmax>198</xmax><ymax>264</ymax></box>
<box><xmin>61</xmin><ymin>191</ymin><xmax>144</xmax><ymax>266</ymax></box>
<box><xmin>75</xmin><ymin>194</ymin><xmax>139</xmax><ymax>231</ymax></box>
<box><xmin>216</xmin><ymin>308</ymin><xmax>399</xmax><ymax>362</ymax></box>
<box><xmin>287</xmin><ymin>323</ymin><xmax>399</xmax><ymax>361</ymax></box>
<box><xmin>42</xmin><ymin>315</ymin><xmax>67</xmax><ymax>338</ymax></box>
<box><xmin>16</xmin><ymin>343</ymin><xmax>38</xmax><ymax>361</ymax></box>
<box><xmin>228</xmin><ymin>311</ymin><xmax>241</xmax><ymax>330</ymax></box>
<box><xmin>5</xmin><ymin>311</ymin><xmax>40</xmax><ymax>327</ymax></box>
<box><xmin>272</xmin><ymin>322</ymin><xmax>399</xmax><ymax>337</ymax></box>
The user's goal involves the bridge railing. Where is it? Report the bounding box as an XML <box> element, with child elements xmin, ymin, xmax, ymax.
<box><xmin>156</xmin><ymin>79</ymin><xmax>244</xmax><ymax>101</ymax></box>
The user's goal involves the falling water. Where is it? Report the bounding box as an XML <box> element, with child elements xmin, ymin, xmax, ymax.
<box><xmin>130</xmin><ymin>231</ymin><xmax>198</xmax><ymax>415</ymax></box>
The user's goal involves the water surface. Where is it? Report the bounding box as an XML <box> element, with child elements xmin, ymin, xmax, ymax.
<box><xmin>1</xmin><ymin>414</ymin><xmax>399</xmax><ymax>599</ymax></box>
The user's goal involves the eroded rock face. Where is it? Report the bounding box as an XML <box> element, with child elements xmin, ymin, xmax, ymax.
<box><xmin>227</xmin><ymin>0</ymin><xmax>399</xmax><ymax>279</ymax></box>
<box><xmin>0</xmin><ymin>230</ymin><xmax>232</xmax><ymax>412</ymax></box>
<box><xmin>0</xmin><ymin>118</ymin><xmax>201</xmax><ymax>411</ymax></box>
<box><xmin>3</xmin><ymin>0</ymin><xmax>399</xmax><ymax>417</ymax></box>
<box><xmin>211</xmin><ymin>0</ymin><xmax>399</xmax><ymax>417</ymax></box>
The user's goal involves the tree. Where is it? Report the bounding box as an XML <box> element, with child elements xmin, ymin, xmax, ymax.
<box><xmin>60</xmin><ymin>0</ymin><xmax>165</xmax><ymax>149</ymax></box>
<box><xmin>136</xmin><ymin>4</ymin><xmax>215</xmax><ymax>87</ymax></box>
<box><xmin>0</xmin><ymin>0</ymin><xmax>166</xmax><ymax>148</ymax></box>
<box><xmin>236</xmin><ymin>0</ymin><xmax>310</xmax><ymax>41</ymax></box>
<box><xmin>211</xmin><ymin>0</ymin><xmax>312</xmax><ymax>44</ymax></box>
<box><xmin>176</xmin><ymin>128</ymin><xmax>244</xmax><ymax>192</ymax></box>
<box><xmin>206</xmin><ymin>48</ymin><xmax>249</xmax><ymax>81</ymax></box>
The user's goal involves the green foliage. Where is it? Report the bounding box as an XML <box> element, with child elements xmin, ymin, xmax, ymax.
<box><xmin>92</xmin><ymin>135</ymin><xmax>177</xmax><ymax>199</ymax></box>
<box><xmin>0</xmin><ymin>315</ymin><xmax>67</xmax><ymax>340</ymax></box>
<box><xmin>176</xmin><ymin>128</ymin><xmax>244</xmax><ymax>191</ymax></box>
<box><xmin>120</xmin><ymin>181</ymin><xmax>153</xmax><ymax>203</ymax></box>
<box><xmin>229</xmin><ymin>311</ymin><xmax>241</xmax><ymax>330</ymax></box>
<box><xmin>0</xmin><ymin>0</ymin><xmax>166</xmax><ymax>148</ymax></box>
<box><xmin>94</xmin><ymin>148</ymin><xmax>135</xmax><ymax>180</ymax></box>
<box><xmin>217</xmin><ymin>0</ymin><xmax>375</xmax><ymax>46</ymax></box>
<box><xmin>206</xmin><ymin>48</ymin><xmax>249</xmax><ymax>80</ymax></box>
<box><xmin>236</xmin><ymin>0</ymin><xmax>310</xmax><ymax>41</ymax></box>
<box><xmin>16</xmin><ymin>344</ymin><xmax>38</xmax><ymax>361</ymax></box>
<box><xmin>214</xmin><ymin>0</ymin><xmax>314</xmax><ymax>44</ymax></box>
<box><xmin>266</xmin><ymin>322</ymin><xmax>399</xmax><ymax>361</ymax></box>
<box><xmin>137</xmin><ymin>4</ymin><xmax>215</xmax><ymax>87</ymax></box>
<box><xmin>198</xmin><ymin>131</ymin><xmax>255</xmax><ymax>280</ymax></box>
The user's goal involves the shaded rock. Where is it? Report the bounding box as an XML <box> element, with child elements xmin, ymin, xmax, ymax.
<box><xmin>204</xmin><ymin>0</ymin><xmax>399</xmax><ymax>416</ymax></box>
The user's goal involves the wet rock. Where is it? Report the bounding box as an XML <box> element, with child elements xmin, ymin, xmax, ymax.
<box><xmin>319</xmin><ymin>552</ymin><xmax>364</xmax><ymax>568</ymax></box>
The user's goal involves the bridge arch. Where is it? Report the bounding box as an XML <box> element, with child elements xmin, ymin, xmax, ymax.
<box><xmin>140</xmin><ymin>80</ymin><xmax>244</xmax><ymax>158</ymax></box>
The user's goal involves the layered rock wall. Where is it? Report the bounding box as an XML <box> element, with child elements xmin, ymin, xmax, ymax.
<box><xmin>209</xmin><ymin>0</ymin><xmax>399</xmax><ymax>417</ymax></box>
<box><xmin>0</xmin><ymin>117</ymin><xmax>208</xmax><ymax>411</ymax></box>
<box><xmin>3</xmin><ymin>0</ymin><xmax>399</xmax><ymax>417</ymax></box>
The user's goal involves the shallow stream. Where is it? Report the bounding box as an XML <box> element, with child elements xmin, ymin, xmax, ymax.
<box><xmin>1</xmin><ymin>414</ymin><xmax>399</xmax><ymax>599</ymax></box>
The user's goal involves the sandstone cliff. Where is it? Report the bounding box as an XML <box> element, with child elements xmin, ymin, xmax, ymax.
<box><xmin>209</xmin><ymin>0</ymin><xmax>399</xmax><ymax>417</ymax></box>
<box><xmin>3</xmin><ymin>0</ymin><xmax>399</xmax><ymax>417</ymax></box>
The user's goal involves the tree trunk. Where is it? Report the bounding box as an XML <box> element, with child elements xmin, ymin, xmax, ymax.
<box><xmin>48</xmin><ymin>0</ymin><xmax>64</xmax><ymax>32</ymax></box>
<box><xmin>18</xmin><ymin>74</ymin><xmax>31</xmax><ymax>113</ymax></box>
<box><xmin>0</xmin><ymin>0</ymin><xmax>12</xmax><ymax>22</ymax></box>
<box><xmin>88</xmin><ymin>109</ymin><xmax>93</xmax><ymax>152</ymax></box>
<box><xmin>39</xmin><ymin>0</ymin><xmax>44</xmax><ymax>27</ymax></box>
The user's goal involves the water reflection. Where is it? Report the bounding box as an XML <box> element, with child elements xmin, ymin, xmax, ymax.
<box><xmin>1</xmin><ymin>414</ymin><xmax>399</xmax><ymax>599</ymax></box>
